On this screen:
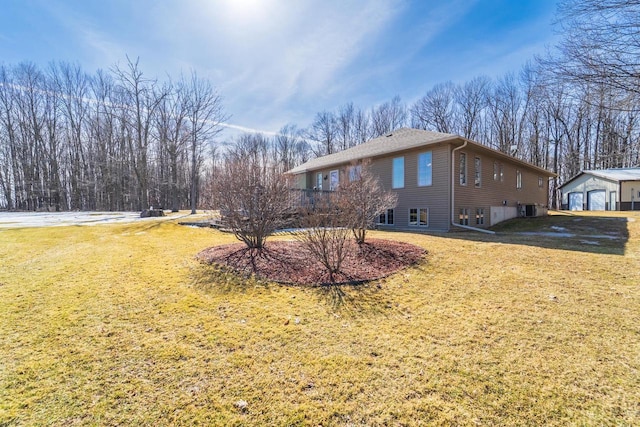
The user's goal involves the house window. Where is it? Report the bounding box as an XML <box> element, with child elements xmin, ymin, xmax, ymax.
<box><xmin>474</xmin><ymin>156</ymin><xmax>481</xmax><ymax>188</ymax></box>
<box><xmin>329</xmin><ymin>170</ymin><xmax>339</xmax><ymax>190</ymax></box>
<box><xmin>316</xmin><ymin>172</ymin><xmax>323</xmax><ymax>190</ymax></box>
<box><xmin>349</xmin><ymin>164</ymin><xmax>362</xmax><ymax>182</ymax></box>
<box><xmin>392</xmin><ymin>157</ymin><xmax>404</xmax><ymax>189</ymax></box>
<box><xmin>377</xmin><ymin>209</ymin><xmax>394</xmax><ymax>225</ymax></box>
<box><xmin>500</xmin><ymin>164</ymin><xmax>504</xmax><ymax>181</ymax></box>
<box><xmin>417</xmin><ymin>151</ymin><xmax>432</xmax><ymax>186</ymax></box>
<box><xmin>493</xmin><ymin>161</ymin><xmax>499</xmax><ymax>181</ymax></box>
<box><xmin>459</xmin><ymin>153</ymin><xmax>467</xmax><ymax>185</ymax></box>
<box><xmin>409</xmin><ymin>208</ymin><xmax>428</xmax><ymax>226</ymax></box>
<box><xmin>459</xmin><ymin>208</ymin><xmax>469</xmax><ymax>225</ymax></box>
<box><xmin>538</xmin><ymin>176</ymin><xmax>543</xmax><ymax>188</ymax></box>
<box><xmin>516</xmin><ymin>170</ymin><xmax>522</xmax><ymax>189</ymax></box>
<box><xmin>476</xmin><ymin>208</ymin><xmax>485</xmax><ymax>225</ymax></box>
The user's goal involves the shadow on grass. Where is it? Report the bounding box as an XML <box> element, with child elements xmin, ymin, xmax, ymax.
<box><xmin>313</xmin><ymin>282</ymin><xmax>391</xmax><ymax>316</ymax></box>
<box><xmin>189</xmin><ymin>261</ymin><xmax>267</xmax><ymax>294</ymax></box>
<box><xmin>442</xmin><ymin>212</ymin><xmax>632</xmax><ymax>256</ymax></box>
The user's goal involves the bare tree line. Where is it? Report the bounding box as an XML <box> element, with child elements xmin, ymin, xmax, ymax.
<box><xmin>0</xmin><ymin>58</ymin><xmax>226</xmax><ymax>211</ymax></box>
<box><xmin>1</xmin><ymin>0</ymin><xmax>637</xmax><ymax>212</ymax></box>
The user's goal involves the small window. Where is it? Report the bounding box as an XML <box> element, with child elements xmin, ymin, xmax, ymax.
<box><xmin>476</xmin><ymin>208</ymin><xmax>485</xmax><ymax>225</ymax></box>
<box><xmin>493</xmin><ymin>161</ymin><xmax>499</xmax><ymax>181</ymax></box>
<box><xmin>417</xmin><ymin>151</ymin><xmax>432</xmax><ymax>186</ymax></box>
<box><xmin>409</xmin><ymin>208</ymin><xmax>428</xmax><ymax>227</ymax></box>
<box><xmin>474</xmin><ymin>156</ymin><xmax>481</xmax><ymax>188</ymax></box>
<box><xmin>459</xmin><ymin>153</ymin><xmax>467</xmax><ymax>186</ymax></box>
<box><xmin>316</xmin><ymin>172</ymin><xmax>323</xmax><ymax>190</ymax></box>
<box><xmin>349</xmin><ymin>164</ymin><xmax>362</xmax><ymax>182</ymax></box>
<box><xmin>516</xmin><ymin>170</ymin><xmax>522</xmax><ymax>189</ymax></box>
<box><xmin>499</xmin><ymin>164</ymin><xmax>504</xmax><ymax>181</ymax></box>
<box><xmin>459</xmin><ymin>208</ymin><xmax>469</xmax><ymax>225</ymax></box>
<box><xmin>392</xmin><ymin>157</ymin><xmax>404</xmax><ymax>189</ymax></box>
<box><xmin>377</xmin><ymin>209</ymin><xmax>394</xmax><ymax>225</ymax></box>
<box><xmin>538</xmin><ymin>176</ymin><xmax>543</xmax><ymax>188</ymax></box>
<box><xmin>329</xmin><ymin>170</ymin><xmax>339</xmax><ymax>190</ymax></box>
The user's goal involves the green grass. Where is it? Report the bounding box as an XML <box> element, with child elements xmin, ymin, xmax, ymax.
<box><xmin>1</xmin><ymin>211</ymin><xmax>639</xmax><ymax>425</ymax></box>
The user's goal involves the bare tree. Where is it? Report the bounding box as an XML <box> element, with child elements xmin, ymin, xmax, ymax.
<box><xmin>183</xmin><ymin>70</ymin><xmax>227</xmax><ymax>214</ymax></box>
<box><xmin>113</xmin><ymin>57</ymin><xmax>167</xmax><ymax>210</ymax></box>
<box><xmin>370</xmin><ymin>95</ymin><xmax>407</xmax><ymax>137</ymax></box>
<box><xmin>338</xmin><ymin>160</ymin><xmax>398</xmax><ymax>244</ymax></box>
<box><xmin>307</xmin><ymin>110</ymin><xmax>338</xmax><ymax>156</ymax></box>
<box><xmin>553</xmin><ymin>0</ymin><xmax>640</xmax><ymax>102</ymax></box>
<box><xmin>455</xmin><ymin>76</ymin><xmax>490</xmax><ymax>140</ymax></box>
<box><xmin>274</xmin><ymin>123</ymin><xmax>302</xmax><ymax>172</ymax></box>
<box><xmin>213</xmin><ymin>133</ymin><xmax>292</xmax><ymax>249</ymax></box>
<box><xmin>411</xmin><ymin>82</ymin><xmax>456</xmax><ymax>133</ymax></box>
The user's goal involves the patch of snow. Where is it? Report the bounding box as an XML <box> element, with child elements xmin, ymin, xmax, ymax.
<box><xmin>517</xmin><ymin>231</ymin><xmax>575</xmax><ymax>238</ymax></box>
<box><xmin>550</xmin><ymin>226</ymin><xmax>568</xmax><ymax>232</ymax></box>
<box><xmin>0</xmin><ymin>211</ymin><xmax>189</xmax><ymax>229</ymax></box>
<box><xmin>579</xmin><ymin>240</ymin><xmax>600</xmax><ymax>245</ymax></box>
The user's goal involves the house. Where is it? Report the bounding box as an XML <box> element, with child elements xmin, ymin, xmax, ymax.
<box><xmin>559</xmin><ymin>168</ymin><xmax>640</xmax><ymax>211</ymax></box>
<box><xmin>287</xmin><ymin>128</ymin><xmax>555</xmax><ymax>231</ymax></box>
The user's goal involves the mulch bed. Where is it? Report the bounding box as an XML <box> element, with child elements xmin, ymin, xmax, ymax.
<box><xmin>196</xmin><ymin>238</ymin><xmax>426</xmax><ymax>285</ymax></box>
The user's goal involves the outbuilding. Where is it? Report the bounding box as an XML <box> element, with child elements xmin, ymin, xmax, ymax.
<box><xmin>559</xmin><ymin>168</ymin><xmax>640</xmax><ymax>211</ymax></box>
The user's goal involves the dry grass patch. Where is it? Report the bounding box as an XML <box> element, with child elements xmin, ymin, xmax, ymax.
<box><xmin>1</xmin><ymin>212</ymin><xmax>639</xmax><ymax>425</ymax></box>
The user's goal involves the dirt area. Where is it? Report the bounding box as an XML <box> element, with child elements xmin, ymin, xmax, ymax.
<box><xmin>197</xmin><ymin>238</ymin><xmax>426</xmax><ymax>285</ymax></box>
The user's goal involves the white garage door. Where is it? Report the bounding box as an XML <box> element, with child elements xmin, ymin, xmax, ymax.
<box><xmin>568</xmin><ymin>192</ymin><xmax>583</xmax><ymax>211</ymax></box>
<box><xmin>588</xmin><ymin>190</ymin><xmax>606</xmax><ymax>211</ymax></box>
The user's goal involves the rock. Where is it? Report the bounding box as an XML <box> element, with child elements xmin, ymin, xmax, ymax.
<box><xmin>235</xmin><ymin>400</ymin><xmax>248</xmax><ymax>412</ymax></box>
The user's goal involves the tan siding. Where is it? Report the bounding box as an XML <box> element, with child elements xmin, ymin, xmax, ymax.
<box><xmin>453</xmin><ymin>147</ymin><xmax>550</xmax><ymax>228</ymax></box>
<box><xmin>292</xmin><ymin>140</ymin><xmax>552</xmax><ymax>231</ymax></box>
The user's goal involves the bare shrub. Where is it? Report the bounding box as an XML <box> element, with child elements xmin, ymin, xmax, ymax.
<box><xmin>295</xmin><ymin>190</ymin><xmax>353</xmax><ymax>283</ymax></box>
<box><xmin>212</xmin><ymin>134</ymin><xmax>293</xmax><ymax>249</ymax></box>
<box><xmin>339</xmin><ymin>160</ymin><xmax>398</xmax><ymax>244</ymax></box>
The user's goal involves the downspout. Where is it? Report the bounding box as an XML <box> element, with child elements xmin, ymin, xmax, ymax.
<box><xmin>451</xmin><ymin>140</ymin><xmax>495</xmax><ymax>235</ymax></box>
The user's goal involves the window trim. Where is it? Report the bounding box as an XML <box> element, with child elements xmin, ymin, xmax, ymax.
<box><xmin>329</xmin><ymin>170</ymin><xmax>339</xmax><ymax>191</ymax></box>
<box><xmin>417</xmin><ymin>151</ymin><xmax>433</xmax><ymax>187</ymax></box>
<box><xmin>459</xmin><ymin>208</ymin><xmax>469</xmax><ymax>225</ymax></box>
<box><xmin>392</xmin><ymin>156</ymin><xmax>405</xmax><ymax>189</ymax></box>
<box><xmin>475</xmin><ymin>208</ymin><xmax>485</xmax><ymax>225</ymax></box>
<box><xmin>409</xmin><ymin>208</ymin><xmax>429</xmax><ymax>227</ymax></box>
<box><xmin>516</xmin><ymin>170</ymin><xmax>522</xmax><ymax>189</ymax></box>
<box><xmin>459</xmin><ymin>152</ymin><xmax>467</xmax><ymax>186</ymax></box>
<box><xmin>377</xmin><ymin>209</ymin><xmax>395</xmax><ymax>226</ymax></box>
<box><xmin>349</xmin><ymin>164</ymin><xmax>362</xmax><ymax>182</ymax></box>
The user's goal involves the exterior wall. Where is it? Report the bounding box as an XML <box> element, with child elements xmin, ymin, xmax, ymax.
<box><xmin>453</xmin><ymin>146</ymin><xmax>550</xmax><ymax>228</ymax></box>
<box><xmin>620</xmin><ymin>181</ymin><xmax>640</xmax><ymax>210</ymax></box>
<box><xmin>293</xmin><ymin>141</ymin><xmax>553</xmax><ymax>231</ymax></box>
<box><xmin>560</xmin><ymin>175</ymin><xmax>619</xmax><ymax>210</ymax></box>
<box><xmin>369</xmin><ymin>144</ymin><xmax>452</xmax><ymax>231</ymax></box>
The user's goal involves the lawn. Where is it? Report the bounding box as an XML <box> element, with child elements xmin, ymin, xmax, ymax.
<box><xmin>1</xmin><ymin>211</ymin><xmax>639</xmax><ymax>425</ymax></box>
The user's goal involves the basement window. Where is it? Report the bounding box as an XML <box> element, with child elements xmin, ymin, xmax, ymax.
<box><xmin>409</xmin><ymin>208</ymin><xmax>428</xmax><ymax>227</ymax></box>
<box><xmin>377</xmin><ymin>209</ymin><xmax>395</xmax><ymax>225</ymax></box>
<box><xmin>476</xmin><ymin>208</ymin><xmax>485</xmax><ymax>225</ymax></box>
<box><xmin>459</xmin><ymin>208</ymin><xmax>469</xmax><ymax>225</ymax></box>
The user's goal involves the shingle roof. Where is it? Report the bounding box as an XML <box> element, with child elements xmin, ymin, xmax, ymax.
<box><xmin>287</xmin><ymin>128</ymin><xmax>458</xmax><ymax>174</ymax></box>
<box><xmin>560</xmin><ymin>168</ymin><xmax>640</xmax><ymax>188</ymax></box>
<box><xmin>287</xmin><ymin>127</ymin><xmax>555</xmax><ymax>176</ymax></box>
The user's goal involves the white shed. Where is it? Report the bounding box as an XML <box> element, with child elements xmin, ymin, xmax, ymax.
<box><xmin>559</xmin><ymin>168</ymin><xmax>640</xmax><ymax>211</ymax></box>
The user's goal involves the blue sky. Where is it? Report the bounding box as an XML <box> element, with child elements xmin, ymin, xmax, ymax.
<box><xmin>0</xmin><ymin>0</ymin><xmax>559</xmax><ymax>138</ymax></box>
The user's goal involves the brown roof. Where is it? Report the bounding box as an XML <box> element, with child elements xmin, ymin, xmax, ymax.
<box><xmin>288</xmin><ymin>127</ymin><xmax>555</xmax><ymax>177</ymax></box>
